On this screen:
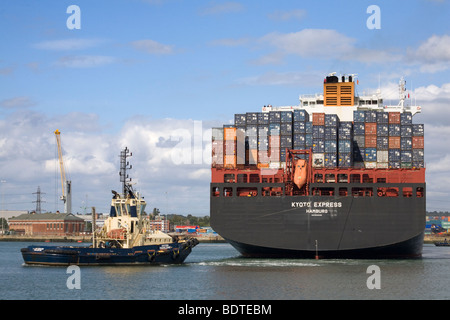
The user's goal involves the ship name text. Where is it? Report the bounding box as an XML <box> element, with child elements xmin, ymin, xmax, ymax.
<box><xmin>291</xmin><ymin>201</ymin><xmax>342</xmax><ymax>208</ymax></box>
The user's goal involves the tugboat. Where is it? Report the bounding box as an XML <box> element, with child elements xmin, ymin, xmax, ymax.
<box><xmin>21</xmin><ymin>147</ymin><xmax>199</xmax><ymax>266</ymax></box>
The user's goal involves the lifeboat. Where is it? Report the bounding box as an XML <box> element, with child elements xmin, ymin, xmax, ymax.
<box><xmin>293</xmin><ymin>159</ymin><xmax>308</xmax><ymax>189</ymax></box>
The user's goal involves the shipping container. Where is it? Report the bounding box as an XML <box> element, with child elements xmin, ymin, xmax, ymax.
<box><xmin>325</xmin><ymin>114</ymin><xmax>339</xmax><ymax>126</ymax></box>
<box><xmin>293</xmin><ymin>134</ymin><xmax>306</xmax><ymax>146</ymax></box>
<box><xmin>412</xmin><ymin>136</ymin><xmax>424</xmax><ymax>149</ymax></box>
<box><xmin>353</xmin><ymin>146</ymin><xmax>364</xmax><ymax>162</ymax></box>
<box><xmin>377</xmin><ymin>150</ymin><xmax>389</xmax><ymax>163</ymax></box>
<box><xmin>305</xmin><ymin>134</ymin><xmax>313</xmax><ymax>147</ymax></box>
<box><xmin>389</xmin><ymin>136</ymin><xmax>401</xmax><ymax>149</ymax></box>
<box><xmin>280</xmin><ymin>122</ymin><xmax>293</xmax><ymax>134</ymax></box>
<box><xmin>293</xmin><ymin>109</ymin><xmax>309</xmax><ymax>122</ymax></box>
<box><xmin>365</xmin><ymin>135</ymin><xmax>377</xmax><ymax>148</ymax></box>
<box><xmin>325</xmin><ymin>126</ymin><xmax>338</xmax><ymax>139</ymax></box>
<box><xmin>269</xmin><ymin>111</ymin><xmax>281</xmax><ymax>123</ymax></box>
<box><xmin>269</xmin><ymin>136</ymin><xmax>280</xmax><ymax>148</ymax></box>
<box><xmin>377</xmin><ymin>124</ymin><xmax>388</xmax><ymax>137</ymax></box>
<box><xmin>258</xmin><ymin>125</ymin><xmax>269</xmax><ymax>137</ymax></box>
<box><xmin>246</xmin><ymin>112</ymin><xmax>259</xmax><ymax>125</ymax></box>
<box><xmin>313</xmin><ymin>139</ymin><xmax>325</xmax><ymax>153</ymax></box>
<box><xmin>354</xmin><ymin>123</ymin><xmax>365</xmax><ymax>135</ymax></box>
<box><xmin>354</xmin><ymin>110</ymin><xmax>365</xmax><ymax>122</ymax></box>
<box><xmin>365</xmin><ymin>148</ymin><xmax>377</xmax><ymax>162</ymax></box>
<box><xmin>293</xmin><ymin>121</ymin><xmax>306</xmax><ymax>133</ymax></box>
<box><xmin>365</xmin><ymin>162</ymin><xmax>377</xmax><ymax>169</ymax></box>
<box><xmin>312</xmin><ymin>153</ymin><xmax>325</xmax><ymax>167</ymax></box>
<box><xmin>280</xmin><ymin>135</ymin><xmax>293</xmax><ymax>148</ymax></box>
<box><xmin>305</xmin><ymin>122</ymin><xmax>313</xmax><ymax>134</ymax></box>
<box><xmin>365</xmin><ymin>111</ymin><xmax>377</xmax><ymax>123</ymax></box>
<box><xmin>353</xmin><ymin>135</ymin><xmax>365</xmax><ymax>149</ymax></box>
<box><xmin>312</xmin><ymin>113</ymin><xmax>325</xmax><ymax>126</ymax></box>
<box><xmin>365</xmin><ymin>123</ymin><xmax>377</xmax><ymax>135</ymax></box>
<box><xmin>412</xmin><ymin>149</ymin><xmax>424</xmax><ymax>161</ymax></box>
<box><xmin>258</xmin><ymin>112</ymin><xmax>269</xmax><ymax>124</ymax></box>
<box><xmin>338</xmin><ymin>140</ymin><xmax>352</xmax><ymax>153</ymax></box>
<box><xmin>235</xmin><ymin>114</ymin><xmax>246</xmax><ymax>126</ymax></box>
<box><xmin>212</xmin><ymin>127</ymin><xmax>224</xmax><ymax>141</ymax></box>
<box><xmin>388</xmin><ymin>124</ymin><xmax>401</xmax><ymax>136</ymax></box>
<box><xmin>325</xmin><ymin>140</ymin><xmax>338</xmax><ymax>153</ymax></box>
<box><xmin>258</xmin><ymin>138</ymin><xmax>269</xmax><ymax>151</ymax></box>
<box><xmin>312</xmin><ymin>126</ymin><xmax>325</xmax><ymax>139</ymax></box>
<box><xmin>224</xmin><ymin>127</ymin><xmax>237</xmax><ymax>140</ymax></box>
<box><xmin>246</xmin><ymin>125</ymin><xmax>257</xmax><ymax>137</ymax></box>
<box><xmin>389</xmin><ymin>161</ymin><xmax>401</xmax><ymax>169</ymax></box>
<box><xmin>389</xmin><ymin>149</ymin><xmax>401</xmax><ymax>162</ymax></box>
<box><xmin>412</xmin><ymin>124</ymin><xmax>424</xmax><ymax>136</ymax></box>
<box><xmin>280</xmin><ymin>111</ymin><xmax>293</xmax><ymax>123</ymax></box>
<box><xmin>401</xmin><ymin>137</ymin><xmax>412</xmax><ymax>150</ymax></box>
<box><xmin>401</xmin><ymin>150</ymin><xmax>412</xmax><ymax>162</ymax></box>
<box><xmin>400</xmin><ymin>112</ymin><xmax>412</xmax><ymax>125</ymax></box>
<box><xmin>401</xmin><ymin>125</ymin><xmax>412</xmax><ymax>137</ymax></box>
<box><xmin>377</xmin><ymin>136</ymin><xmax>389</xmax><ymax>150</ymax></box>
<box><xmin>376</xmin><ymin>112</ymin><xmax>389</xmax><ymax>124</ymax></box>
<box><xmin>247</xmin><ymin>136</ymin><xmax>258</xmax><ymax>149</ymax></box>
<box><xmin>269</xmin><ymin>123</ymin><xmax>280</xmax><ymax>135</ymax></box>
<box><xmin>338</xmin><ymin>152</ymin><xmax>353</xmax><ymax>168</ymax></box>
<box><xmin>324</xmin><ymin>153</ymin><xmax>337</xmax><ymax>168</ymax></box>
<box><xmin>389</xmin><ymin>112</ymin><xmax>401</xmax><ymax>124</ymax></box>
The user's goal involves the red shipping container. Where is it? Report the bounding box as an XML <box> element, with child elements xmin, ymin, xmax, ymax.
<box><xmin>365</xmin><ymin>123</ymin><xmax>377</xmax><ymax>135</ymax></box>
<box><xmin>365</xmin><ymin>135</ymin><xmax>377</xmax><ymax>148</ymax></box>
<box><xmin>412</xmin><ymin>136</ymin><xmax>424</xmax><ymax>149</ymax></box>
<box><xmin>389</xmin><ymin>136</ymin><xmax>400</xmax><ymax>149</ymax></box>
<box><xmin>389</xmin><ymin>112</ymin><xmax>401</xmax><ymax>124</ymax></box>
<box><xmin>312</xmin><ymin>113</ymin><xmax>325</xmax><ymax>126</ymax></box>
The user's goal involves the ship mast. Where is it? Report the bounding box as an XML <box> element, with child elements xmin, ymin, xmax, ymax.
<box><xmin>119</xmin><ymin>147</ymin><xmax>132</xmax><ymax>195</ymax></box>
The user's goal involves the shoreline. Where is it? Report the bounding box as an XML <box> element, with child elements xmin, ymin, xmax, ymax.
<box><xmin>0</xmin><ymin>235</ymin><xmax>226</xmax><ymax>243</ymax></box>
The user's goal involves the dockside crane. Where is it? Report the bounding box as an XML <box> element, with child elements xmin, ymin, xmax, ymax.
<box><xmin>54</xmin><ymin>129</ymin><xmax>72</xmax><ymax>214</ymax></box>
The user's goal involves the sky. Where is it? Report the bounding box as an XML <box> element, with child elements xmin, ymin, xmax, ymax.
<box><xmin>1</xmin><ymin>0</ymin><xmax>450</xmax><ymax>216</ymax></box>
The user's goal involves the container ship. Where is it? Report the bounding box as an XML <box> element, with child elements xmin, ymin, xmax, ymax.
<box><xmin>210</xmin><ymin>74</ymin><xmax>426</xmax><ymax>258</ymax></box>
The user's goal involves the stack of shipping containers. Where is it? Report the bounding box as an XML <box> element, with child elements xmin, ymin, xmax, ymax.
<box><xmin>212</xmin><ymin>109</ymin><xmax>424</xmax><ymax>170</ymax></box>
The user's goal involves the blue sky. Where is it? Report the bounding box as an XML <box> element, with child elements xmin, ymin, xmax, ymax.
<box><xmin>1</xmin><ymin>0</ymin><xmax>450</xmax><ymax>215</ymax></box>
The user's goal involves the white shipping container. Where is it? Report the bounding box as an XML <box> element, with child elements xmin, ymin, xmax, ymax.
<box><xmin>377</xmin><ymin>150</ymin><xmax>389</xmax><ymax>163</ymax></box>
<box><xmin>312</xmin><ymin>153</ymin><xmax>324</xmax><ymax>167</ymax></box>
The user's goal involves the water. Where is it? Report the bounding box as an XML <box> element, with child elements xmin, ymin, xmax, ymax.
<box><xmin>1</xmin><ymin>242</ymin><xmax>450</xmax><ymax>300</ymax></box>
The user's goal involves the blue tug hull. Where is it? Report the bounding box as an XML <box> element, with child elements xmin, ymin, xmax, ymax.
<box><xmin>21</xmin><ymin>238</ymin><xmax>199</xmax><ymax>266</ymax></box>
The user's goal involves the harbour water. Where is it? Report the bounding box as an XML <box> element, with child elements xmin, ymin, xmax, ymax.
<box><xmin>1</xmin><ymin>241</ymin><xmax>450</xmax><ymax>300</ymax></box>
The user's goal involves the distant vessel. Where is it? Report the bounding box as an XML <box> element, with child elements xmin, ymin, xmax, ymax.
<box><xmin>21</xmin><ymin>147</ymin><xmax>199</xmax><ymax>266</ymax></box>
<box><xmin>210</xmin><ymin>73</ymin><xmax>426</xmax><ymax>259</ymax></box>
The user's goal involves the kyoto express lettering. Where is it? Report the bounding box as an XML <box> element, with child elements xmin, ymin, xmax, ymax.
<box><xmin>291</xmin><ymin>201</ymin><xmax>342</xmax><ymax>208</ymax></box>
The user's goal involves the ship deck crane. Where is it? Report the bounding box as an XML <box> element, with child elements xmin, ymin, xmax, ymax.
<box><xmin>54</xmin><ymin>129</ymin><xmax>72</xmax><ymax>214</ymax></box>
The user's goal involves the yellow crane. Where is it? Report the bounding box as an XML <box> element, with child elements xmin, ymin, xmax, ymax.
<box><xmin>54</xmin><ymin>129</ymin><xmax>72</xmax><ymax>214</ymax></box>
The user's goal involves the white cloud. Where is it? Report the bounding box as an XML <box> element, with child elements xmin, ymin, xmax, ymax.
<box><xmin>34</xmin><ymin>38</ymin><xmax>104</xmax><ymax>51</ymax></box>
<box><xmin>0</xmin><ymin>96</ymin><xmax>36</xmax><ymax>109</ymax></box>
<box><xmin>130</xmin><ymin>39</ymin><xmax>174</xmax><ymax>55</ymax></box>
<box><xmin>55</xmin><ymin>55</ymin><xmax>116</xmax><ymax>68</ymax></box>
<box><xmin>407</xmin><ymin>34</ymin><xmax>450</xmax><ymax>73</ymax></box>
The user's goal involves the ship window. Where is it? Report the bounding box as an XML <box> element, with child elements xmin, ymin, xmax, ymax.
<box><xmin>377</xmin><ymin>187</ymin><xmax>399</xmax><ymax>197</ymax></box>
<box><xmin>223</xmin><ymin>187</ymin><xmax>233</xmax><ymax>197</ymax></box>
<box><xmin>237</xmin><ymin>187</ymin><xmax>258</xmax><ymax>197</ymax></box>
<box><xmin>224</xmin><ymin>174</ymin><xmax>235</xmax><ymax>183</ymax></box>
<box><xmin>339</xmin><ymin>188</ymin><xmax>348</xmax><ymax>196</ymax></box>
<box><xmin>312</xmin><ymin>187</ymin><xmax>334</xmax><ymax>196</ymax></box>
<box><xmin>403</xmin><ymin>187</ymin><xmax>413</xmax><ymax>198</ymax></box>
<box><xmin>237</xmin><ymin>174</ymin><xmax>247</xmax><ymax>183</ymax></box>
<box><xmin>350</xmin><ymin>174</ymin><xmax>360</xmax><ymax>183</ymax></box>
<box><xmin>416</xmin><ymin>187</ymin><xmax>424</xmax><ymax>198</ymax></box>
<box><xmin>314</xmin><ymin>174</ymin><xmax>323</xmax><ymax>183</ymax></box>
<box><xmin>249</xmin><ymin>174</ymin><xmax>260</xmax><ymax>183</ymax></box>
<box><xmin>211</xmin><ymin>187</ymin><xmax>220</xmax><ymax>197</ymax></box>
<box><xmin>338</xmin><ymin>174</ymin><xmax>348</xmax><ymax>183</ymax></box>
<box><xmin>325</xmin><ymin>174</ymin><xmax>335</xmax><ymax>183</ymax></box>
<box><xmin>352</xmin><ymin>187</ymin><xmax>373</xmax><ymax>197</ymax></box>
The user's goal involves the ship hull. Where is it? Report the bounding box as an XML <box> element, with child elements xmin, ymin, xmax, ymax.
<box><xmin>21</xmin><ymin>238</ymin><xmax>199</xmax><ymax>266</ymax></box>
<box><xmin>211</xmin><ymin>182</ymin><xmax>426</xmax><ymax>259</ymax></box>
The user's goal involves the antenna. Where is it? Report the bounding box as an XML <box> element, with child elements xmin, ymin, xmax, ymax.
<box><xmin>119</xmin><ymin>147</ymin><xmax>133</xmax><ymax>195</ymax></box>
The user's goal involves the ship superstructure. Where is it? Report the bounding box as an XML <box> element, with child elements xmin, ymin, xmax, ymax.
<box><xmin>210</xmin><ymin>73</ymin><xmax>426</xmax><ymax>258</ymax></box>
